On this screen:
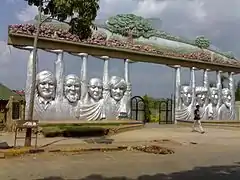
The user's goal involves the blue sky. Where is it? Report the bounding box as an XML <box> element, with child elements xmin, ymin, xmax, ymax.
<box><xmin>0</xmin><ymin>0</ymin><xmax>240</xmax><ymax>98</ymax></box>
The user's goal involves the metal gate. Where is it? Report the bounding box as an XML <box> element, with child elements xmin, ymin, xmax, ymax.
<box><xmin>131</xmin><ymin>96</ymin><xmax>146</xmax><ymax>123</ymax></box>
<box><xmin>158</xmin><ymin>96</ymin><xmax>174</xmax><ymax>124</ymax></box>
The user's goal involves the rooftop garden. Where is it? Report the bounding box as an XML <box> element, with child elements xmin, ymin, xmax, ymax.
<box><xmin>8</xmin><ymin>14</ymin><xmax>239</xmax><ymax>66</ymax></box>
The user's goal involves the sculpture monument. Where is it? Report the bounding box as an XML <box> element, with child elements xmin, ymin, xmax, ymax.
<box><xmin>7</xmin><ymin>14</ymin><xmax>240</xmax><ymax>122</ymax></box>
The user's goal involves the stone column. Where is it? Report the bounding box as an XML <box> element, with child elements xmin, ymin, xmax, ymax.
<box><xmin>173</xmin><ymin>65</ymin><xmax>181</xmax><ymax>110</ymax></box>
<box><xmin>51</xmin><ymin>50</ymin><xmax>64</xmax><ymax>100</ymax></box>
<box><xmin>124</xmin><ymin>59</ymin><xmax>132</xmax><ymax>118</ymax></box>
<box><xmin>101</xmin><ymin>56</ymin><xmax>110</xmax><ymax>98</ymax></box>
<box><xmin>101</xmin><ymin>56</ymin><xmax>110</xmax><ymax>119</ymax></box>
<box><xmin>203</xmin><ymin>69</ymin><xmax>209</xmax><ymax>106</ymax></box>
<box><xmin>190</xmin><ymin>67</ymin><xmax>196</xmax><ymax>98</ymax></box>
<box><xmin>124</xmin><ymin>59</ymin><xmax>130</xmax><ymax>83</ymax></box>
<box><xmin>79</xmin><ymin>53</ymin><xmax>88</xmax><ymax>100</ymax></box>
<box><xmin>21</xmin><ymin>46</ymin><xmax>38</xmax><ymax>120</ymax></box>
<box><xmin>203</xmin><ymin>69</ymin><xmax>209</xmax><ymax>88</ymax></box>
<box><xmin>49</xmin><ymin>50</ymin><xmax>64</xmax><ymax>117</ymax></box>
<box><xmin>216</xmin><ymin>70</ymin><xmax>222</xmax><ymax>109</ymax></box>
<box><xmin>229</xmin><ymin>72</ymin><xmax>235</xmax><ymax>120</ymax></box>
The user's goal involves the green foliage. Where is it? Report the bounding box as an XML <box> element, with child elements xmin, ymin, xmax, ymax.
<box><xmin>106</xmin><ymin>14</ymin><xmax>156</xmax><ymax>39</ymax></box>
<box><xmin>143</xmin><ymin>94</ymin><xmax>151</xmax><ymax>122</ymax></box>
<box><xmin>142</xmin><ymin>94</ymin><xmax>164</xmax><ymax>122</ymax></box>
<box><xmin>25</xmin><ymin>0</ymin><xmax>100</xmax><ymax>39</ymax></box>
<box><xmin>235</xmin><ymin>80</ymin><xmax>240</xmax><ymax>101</ymax></box>
<box><xmin>235</xmin><ymin>88</ymin><xmax>240</xmax><ymax>101</ymax></box>
<box><xmin>195</xmin><ymin>36</ymin><xmax>210</xmax><ymax>49</ymax></box>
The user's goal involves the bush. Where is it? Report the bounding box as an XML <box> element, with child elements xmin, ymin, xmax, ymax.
<box><xmin>195</xmin><ymin>36</ymin><xmax>210</xmax><ymax>49</ymax></box>
<box><xmin>42</xmin><ymin>126</ymin><xmax>109</xmax><ymax>138</ymax></box>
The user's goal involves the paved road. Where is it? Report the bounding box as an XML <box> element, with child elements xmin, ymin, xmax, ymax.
<box><xmin>1</xmin><ymin>143</ymin><xmax>240</xmax><ymax>180</ymax></box>
<box><xmin>1</xmin><ymin>125</ymin><xmax>240</xmax><ymax>179</ymax></box>
<box><xmin>2</xmin><ymin>124</ymin><xmax>240</xmax><ymax>147</ymax></box>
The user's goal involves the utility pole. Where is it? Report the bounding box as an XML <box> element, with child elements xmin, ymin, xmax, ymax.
<box><xmin>24</xmin><ymin>1</ymin><xmax>61</xmax><ymax>146</ymax></box>
<box><xmin>24</xmin><ymin>3</ymin><xmax>42</xmax><ymax>147</ymax></box>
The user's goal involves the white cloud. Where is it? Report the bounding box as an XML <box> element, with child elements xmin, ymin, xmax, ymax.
<box><xmin>0</xmin><ymin>41</ymin><xmax>13</xmax><ymax>64</ymax></box>
<box><xmin>133</xmin><ymin>0</ymin><xmax>168</xmax><ymax>17</ymax></box>
<box><xmin>16</xmin><ymin>5</ymin><xmax>38</xmax><ymax>22</ymax></box>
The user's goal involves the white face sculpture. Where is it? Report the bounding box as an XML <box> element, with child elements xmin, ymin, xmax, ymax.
<box><xmin>88</xmin><ymin>78</ymin><xmax>103</xmax><ymax>101</ymax></box>
<box><xmin>180</xmin><ymin>86</ymin><xmax>192</xmax><ymax>107</ymax></box>
<box><xmin>210</xmin><ymin>88</ymin><xmax>219</xmax><ymax>106</ymax></box>
<box><xmin>196</xmin><ymin>87</ymin><xmax>208</xmax><ymax>107</ymax></box>
<box><xmin>109</xmin><ymin>76</ymin><xmax>127</xmax><ymax>102</ymax></box>
<box><xmin>64</xmin><ymin>74</ymin><xmax>80</xmax><ymax>103</ymax></box>
<box><xmin>222</xmin><ymin>88</ymin><xmax>232</xmax><ymax>108</ymax></box>
<box><xmin>37</xmin><ymin>71</ymin><xmax>56</xmax><ymax>100</ymax></box>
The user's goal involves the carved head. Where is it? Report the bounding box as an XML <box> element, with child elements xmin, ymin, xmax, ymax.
<box><xmin>209</xmin><ymin>87</ymin><xmax>219</xmax><ymax>106</ymax></box>
<box><xmin>195</xmin><ymin>86</ymin><xmax>208</xmax><ymax>107</ymax></box>
<box><xmin>36</xmin><ymin>70</ymin><xmax>56</xmax><ymax>100</ymax></box>
<box><xmin>64</xmin><ymin>74</ymin><xmax>80</xmax><ymax>103</ymax></box>
<box><xmin>88</xmin><ymin>78</ymin><xmax>103</xmax><ymax>101</ymax></box>
<box><xmin>222</xmin><ymin>88</ymin><xmax>232</xmax><ymax>108</ymax></box>
<box><xmin>180</xmin><ymin>86</ymin><xmax>192</xmax><ymax>107</ymax></box>
<box><xmin>109</xmin><ymin>76</ymin><xmax>127</xmax><ymax>102</ymax></box>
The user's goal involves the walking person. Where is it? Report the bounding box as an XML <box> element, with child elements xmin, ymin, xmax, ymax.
<box><xmin>192</xmin><ymin>105</ymin><xmax>205</xmax><ymax>134</ymax></box>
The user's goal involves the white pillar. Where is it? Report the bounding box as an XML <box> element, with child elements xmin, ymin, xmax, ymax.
<box><xmin>216</xmin><ymin>70</ymin><xmax>222</xmax><ymax>108</ymax></box>
<box><xmin>101</xmin><ymin>56</ymin><xmax>110</xmax><ymax>96</ymax></box>
<box><xmin>173</xmin><ymin>65</ymin><xmax>181</xmax><ymax>110</ymax></box>
<box><xmin>79</xmin><ymin>53</ymin><xmax>88</xmax><ymax>100</ymax></box>
<box><xmin>203</xmin><ymin>69</ymin><xmax>209</xmax><ymax>88</ymax></box>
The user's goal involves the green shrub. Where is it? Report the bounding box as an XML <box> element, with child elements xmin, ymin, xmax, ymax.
<box><xmin>149</xmin><ymin>114</ymin><xmax>159</xmax><ymax>123</ymax></box>
<box><xmin>41</xmin><ymin>125</ymin><xmax>109</xmax><ymax>138</ymax></box>
<box><xmin>195</xmin><ymin>36</ymin><xmax>210</xmax><ymax>49</ymax></box>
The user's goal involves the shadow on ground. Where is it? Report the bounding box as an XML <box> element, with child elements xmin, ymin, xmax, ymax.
<box><xmin>34</xmin><ymin>164</ymin><xmax>240</xmax><ymax>180</ymax></box>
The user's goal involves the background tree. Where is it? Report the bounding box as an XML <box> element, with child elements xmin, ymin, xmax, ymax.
<box><xmin>25</xmin><ymin>0</ymin><xmax>100</xmax><ymax>39</ymax></box>
<box><xmin>142</xmin><ymin>94</ymin><xmax>151</xmax><ymax>123</ymax></box>
<box><xmin>195</xmin><ymin>35</ymin><xmax>210</xmax><ymax>49</ymax></box>
<box><xmin>235</xmin><ymin>80</ymin><xmax>240</xmax><ymax>101</ymax></box>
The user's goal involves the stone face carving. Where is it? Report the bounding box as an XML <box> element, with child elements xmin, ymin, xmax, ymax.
<box><xmin>36</xmin><ymin>71</ymin><xmax>56</xmax><ymax>101</ymax></box>
<box><xmin>105</xmin><ymin>76</ymin><xmax>128</xmax><ymax>119</ymax></box>
<box><xmin>64</xmin><ymin>74</ymin><xmax>81</xmax><ymax>103</ymax></box>
<box><xmin>218</xmin><ymin>88</ymin><xmax>233</xmax><ymax>120</ymax></box>
<box><xmin>204</xmin><ymin>87</ymin><xmax>219</xmax><ymax>120</ymax></box>
<box><xmin>174</xmin><ymin>66</ymin><xmax>236</xmax><ymax>121</ymax></box>
<box><xmin>195</xmin><ymin>86</ymin><xmax>208</xmax><ymax>119</ymax></box>
<box><xmin>175</xmin><ymin>67</ymin><xmax>196</xmax><ymax>121</ymax></box>
<box><xmin>33</xmin><ymin>70</ymin><xmax>57</xmax><ymax>120</ymax></box>
<box><xmin>79</xmin><ymin>78</ymin><xmax>105</xmax><ymax>121</ymax></box>
<box><xmin>88</xmin><ymin>78</ymin><xmax>103</xmax><ymax>102</ymax></box>
<box><xmin>24</xmin><ymin>48</ymin><xmax>131</xmax><ymax>121</ymax></box>
<box><xmin>180</xmin><ymin>86</ymin><xmax>192</xmax><ymax>108</ymax></box>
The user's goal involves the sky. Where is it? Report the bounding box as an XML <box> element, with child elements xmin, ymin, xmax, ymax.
<box><xmin>1</xmin><ymin>0</ymin><xmax>240</xmax><ymax>98</ymax></box>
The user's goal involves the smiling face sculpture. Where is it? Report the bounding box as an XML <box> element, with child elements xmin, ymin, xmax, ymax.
<box><xmin>180</xmin><ymin>86</ymin><xmax>192</xmax><ymax>107</ymax></box>
<box><xmin>36</xmin><ymin>70</ymin><xmax>56</xmax><ymax>100</ymax></box>
<box><xmin>88</xmin><ymin>78</ymin><xmax>103</xmax><ymax>102</ymax></box>
<box><xmin>222</xmin><ymin>88</ymin><xmax>232</xmax><ymax>108</ymax></box>
<box><xmin>64</xmin><ymin>74</ymin><xmax>80</xmax><ymax>103</ymax></box>
<box><xmin>108</xmin><ymin>76</ymin><xmax>127</xmax><ymax>102</ymax></box>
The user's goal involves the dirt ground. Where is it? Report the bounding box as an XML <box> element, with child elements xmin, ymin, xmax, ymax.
<box><xmin>1</xmin><ymin>124</ymin><xmax>240</xmax><ymax>180</ymax></box>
